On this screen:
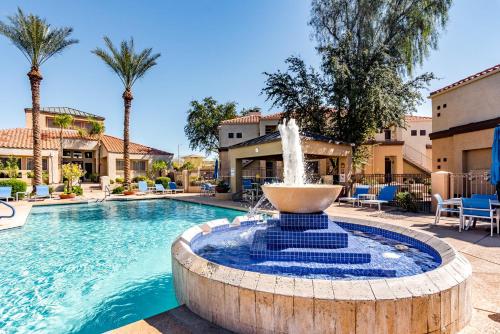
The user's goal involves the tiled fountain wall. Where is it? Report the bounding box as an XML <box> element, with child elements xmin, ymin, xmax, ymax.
<box><xmin>172</xmin><ymin>216</ymin><xmax>472</xmax><ymax>334</ymax></box>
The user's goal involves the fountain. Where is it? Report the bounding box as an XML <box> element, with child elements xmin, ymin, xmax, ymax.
<box><xmin>172</xmin><ymin>119</ymin><xmax>472</xmax><ymax>333</ymax></box>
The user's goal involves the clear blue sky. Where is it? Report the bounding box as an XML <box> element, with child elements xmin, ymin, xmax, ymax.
<box><xmin>0</xmin><ymin>0</ymin><xmax>499</xmax><ymax>157</ymax></box>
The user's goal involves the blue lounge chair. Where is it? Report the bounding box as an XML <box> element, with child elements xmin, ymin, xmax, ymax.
<box><xmin>0</xmin><ymin>187</ymin><xmax>13</xmax><ymax>202</ymax></box>
<box><xmin>32</xmin><ymin>185</ymin><xmax>50</xmax><ymax>201</ymax></box>
<box><xmin>169</xmin><ymin>182</ymin><xmax>184</xmax><ymax>194</ymax></box>
<box><xmin>338</xmin><ymin>185</ymin><xmax>370</xmax><ymax>206</ymax></box>
<box><xmin>137</xmin><ymin>181</ymin><xmax>148</xmax><ymax>195</ymax></box>
<box><xmin>360</xmin><ymin>185</ymin><xmax>398</xmax><ymax>211</ymax></box>
<box><xmin>154</xmin><ymin>183</ymin><xmax>171</xmax><ymax>194</ymax></box>
<box><xmin>460</xmin><ymin>198</ymin><xmax>498</xmax><ymax>236</ymax></box>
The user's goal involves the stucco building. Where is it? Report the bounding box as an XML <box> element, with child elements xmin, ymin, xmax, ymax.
<box><xmin>429</xmin><ymin>64</ymin><xmax>500</xmax><ymax>173</ymax></box>
<box><xmin>0</xmin><ymin>107</ymin><xmax>172</xmax><ymax>184</ymax></box>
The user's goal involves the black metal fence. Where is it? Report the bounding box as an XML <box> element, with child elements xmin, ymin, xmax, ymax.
<box><xmin>351</xmin><ymin>173</ymin><xmax>432</xmax><ymax>212</ymax></box>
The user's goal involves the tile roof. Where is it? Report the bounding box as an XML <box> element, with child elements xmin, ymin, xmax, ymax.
<box><xmin>220</xmin><ymin>112</ymin><xmax>283</xmax><ymax>125</ymax></box>
<box><xmin>25</xmin><ymin>107</ymin><xmax>105</xmax><ymax>120</ymax></box>
<box><xmin>101</xmin><ymin>134</ymin><xmax>172</xmax><ymax>155</ymax></box>
<box><xmin>405</xmin><ymin>115</ymin><xmax>432</xmax><ymax>121</ymax></box>
<box><xmin>0</xmin><ymin>128</ymin><xmax>171</xmax><ymax>156</ymax></box>
<box><xmin>430</xmin><ymin>64</ymin><xmax>500</xmax><ymax>96</ymax></box>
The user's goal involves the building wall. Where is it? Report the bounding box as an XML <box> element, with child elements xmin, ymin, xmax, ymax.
<box><xmin>432</xmin><ymin>128</ymin><xmax>494</xmax><ymax>173</ymax></box>
<box><xmin>258</xmin><ymin>119</ymin><xmax>280</xmax><ymax>136</ymax></box>
<box><xmin>402</xmin><ymin>119</ymin><xmax>432</xmax><ymax>151</ymax></box>
<box><xmin>363</xmin><ymin>145</ymin><xmax>404</xmax><ymax>174</ymax></box>
<box><xmin>106</xmin><ymin>152</ymin><xmax>172</xmax><ymax>180</ymax></box>
<box><xmin>431</xmin><ymin>71</ymin><xmax>500</xmax><ymax>132</ymax></box>
<box><xmin>25</xmin><ymin>111</ymin><xmax>94</xmax><ymax>130</ymax></box>
<box><xmin>0</xmin><ymin>148</ymin><xmax>59</xmax><ymax>184</ymax></box>
<box><xmin>219</xmin><ymin>124</ymin><xmax>260</xmax><ymax>148</ymax></box>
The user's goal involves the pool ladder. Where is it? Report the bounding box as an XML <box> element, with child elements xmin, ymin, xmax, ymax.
<box><xmin>0</xmin><ymin>200</ymin><xmax>15</xmax><ymax>219</ymax></box>
<box><xmin>98</xmin><ymin>185</ymin><xmax>111</xmax><ymax>203</ymax></box>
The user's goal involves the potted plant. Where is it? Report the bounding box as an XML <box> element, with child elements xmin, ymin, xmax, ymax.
<box><xmin>60</xmin><ymin>163</ymin><xmax>85</xmax><ymax>199</ymax></box>
<box><xmin>215</xmin><ymin>180</ymin><xmax>232</xmax><ymax>200</ymax></box>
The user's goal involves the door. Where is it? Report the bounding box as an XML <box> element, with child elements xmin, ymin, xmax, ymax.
<box><xmin>84</xmin><ymin>163</ymin><xmax>93</xmax><ymax>181</ymax></box>
<box><xmin>384</xmin><ymin>157</ymin><xmax>392</xmax><ymax>183</ymax></box>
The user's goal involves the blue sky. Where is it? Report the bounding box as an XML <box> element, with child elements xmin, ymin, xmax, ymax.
<box><xmin>0</xmin><ymin>0</ymin><xmax>499</xmax><ymax>157</ymax></box>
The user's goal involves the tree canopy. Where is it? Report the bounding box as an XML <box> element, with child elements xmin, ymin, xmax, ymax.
<box><xmin>263</xmin><ymin>0</ymin><xmax>451</xmax><ymax>166</ymax></box>
<box><xmin>184</xmin><ymin>97</ymin><xmax>238</xmax><ymax>154</ymax></box>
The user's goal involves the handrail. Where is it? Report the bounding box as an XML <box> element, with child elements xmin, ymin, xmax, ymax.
<box><xmin>0</xmin><ymin>200</ymin><xmax>15</xmax><ymax>219</ymax></box>
<box><xmin>98</xmin><ymin>185</ymin><xmax>111</xmax><ymax>203</ymax></box>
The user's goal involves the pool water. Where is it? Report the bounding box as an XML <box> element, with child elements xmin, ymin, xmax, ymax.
<box><xmin>0</xmin><ymin>200</ymin><xmax>242</xmax><ymax>334</ymax></box>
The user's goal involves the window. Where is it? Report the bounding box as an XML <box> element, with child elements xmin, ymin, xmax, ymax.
<box><xmin>132</xmin><ymin>160</ymin><xmax>147</xmax><ymax>171</ymax></box>
<box><xmin>84</xmin><ymin>152</ymin><xmax>93</xmax><ymax>159</ymax></box>
<box><xmin>236</xmin><ymin>133</ymin><xmax>242</xmax><ymax>139</ymax></box>
<box><xmin>228</xmin><ymin>133</ymin><xmax>234</xmax><ymax>139</ymax></box>
<box><xmin>411</xmin><ymin>130</ymin><xmax>417</xmax><ymax>136</ymax></box>
<box><xmin>443</xmin><ymin>104</ymin><xmax>447</xmax><ymax>108</ymax></box>
<box><xmin>384</xmin><ymin>129</ymin><xmax>391</xmax><ymax>140</ymax></box>
<box><xmin>73</xmin><ymin>151</ymin><xmax>82</xmax><ymax>159</ymax></box>
<box><xmin>437</xmin><ymin>165</ymin><xmax>441</xmax><ymax>170</ymax></box>
<box><xmin>46</xmin><ymin>117</ymin><xmax>57</xmax><ymax>128</ymax></box>
<box><xmin>116</xmin><ymin>159</ymin><xmax>124</xmax><ymax>170</ymax></box>
<box><xmin>437</xmin><ymin>158</ymin><xmax>441</xmax><ymax>162</ymax></box>
<box><xmin>265</xmin><ymin>125</ymin><xmax>277</xmax><ymax>134</ymax></box>
<box><xmin>437</xmin><ymin>105</ymin><xmax>441</xmax><ymax>110</ymax></box>
<box><xmin>63</xmin><ymin>150</ymin><xmax>71</xmax><ymax>158</ymax></box>
<box><xmin>420</xmin><ymin>130</ymin><xmax>426</xmax><ymax>136</ymax></box>
<box><xmin>26</xmin><ymin>158</ymin><xmax>48</xmax><ymax>171</ymax></box>
<box><xmin>437</xmin><ymin>112</ymin><xmax>441</xmax><ymax>117</ymax></box>
<box><xmin>443</xmin><ymin>157</ymin><xmax>447</xmax><ymax>162</ymax></box>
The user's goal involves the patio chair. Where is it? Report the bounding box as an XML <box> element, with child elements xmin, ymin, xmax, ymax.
<box><xmin>200</xmin><ymin>183</ymin><xmax>215</xmax><ymax>196</ymax></box>
<box><xmin>137</xmin><ymin>181</ymin><xmax>149</xmax><ymax>195</ymax></box>
<box><xmin>168</xmin><ymin>182</ymin><xmax>184</xmax><ymax>194</ymax></box>
<box><xmin>460</xmin><ymin>198</ymin><xmax>499</xmax><ymax>236</ymax></box>
<box><xmin>32</xmin><ymin>185</ymin><xmax>51</xmax><ymax>201</ymax></box>
<box><xmin>338</xmin><ymin>185</ymin><xmax>369</xmax><ymax>206</ymax></box>
<box><xmin>359</xmin><ymin>185</ymin><xmax>398</xmax><ymax>211</ymax></box>
<box><xmin>433</xmin><ymin>193</ymin><xmax>460</xmax><ymax>225</ymax></box>
<box><xmin>0</xmin><ymin>186</ymin><xmax>13</xmax><ymax>202</ymax></box>
<box><xmin>154</xmin><ymin>183</ymin><xmax>171</xmax><ymax>194</ymax></box>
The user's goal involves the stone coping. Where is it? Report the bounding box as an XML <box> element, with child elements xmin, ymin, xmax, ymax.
<box><xmin>174</xmin><ymin>216</ymin><xmax>470</xmax><ymax>300</ymax></box>
<box><xmin>172</xmin><ymin>215</ymin><xmax>473</xmax><ymax>333</ymax></box>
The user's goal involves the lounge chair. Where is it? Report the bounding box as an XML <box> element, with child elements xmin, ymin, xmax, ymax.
<box><xmin>338</xmin><ymin>185</ymin><xmax>369</xmax><ymax>206</ymax></box>
<box><xmin>433</xmin><ymin>193</ymin><xmax>460</xmax><ymax>225</ymax></box>
<box><xmin>359</xmin><ymin>185</ymin><xmax>398</xmax><ymax>211</ymax></box>
<box><xmin>154</xmin><ymin>183</ymin><xmax>171</xmax><ymax>194</ymax></box>
<box><xmin>0</xmin><ymin>186</ymin><xmax>13</xmax><ymax>202</ymax></box>
<box><xmin>137</xmin><ymin>181</ymin><xmax>148</xmax><ymax>195</ymax></box>
<box><xmin>460</xmin><ymin>198</ymin><xmax>499</xmax><ymax>236</ymax></box>
<box><xmin>32</xmin><ymin>185</ymin><xmax>51</xmax><ymax>201</ymax></box>
<box><xmin>168</xmin><ymin>182</ymin><xmax>184</xmax><ymax>194</ymax></box>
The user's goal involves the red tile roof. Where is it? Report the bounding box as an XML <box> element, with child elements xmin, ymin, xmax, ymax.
<box><xmin>430</xmin><ymin>64</ymin><xmax>500</xmax><ymax>96</ymax></box>
<box><xmin>0</xmin><ymin>128</ymin><xmax>171</xmax><ymax>155</ymax></box>
<box><xmin>220</xmin><ymin>112</ymin><xmax>283</xmax><ymax>125</ymax></box>
<box><xmin>405</xmin><ymin>115</ymin><xmax>432</xmax><ymax>121</ymax></box>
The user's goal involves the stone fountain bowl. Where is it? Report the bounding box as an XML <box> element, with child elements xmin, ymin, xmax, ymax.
<box><xmin>261</xmin><ymin>184</ymin><xmax>343</xmax><ymax>213</ymax></box>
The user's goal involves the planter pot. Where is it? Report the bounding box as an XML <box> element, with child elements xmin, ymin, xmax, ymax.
<box><xmin>215</xmin><ymin>192</ymin><xmax>232</xmax><ymax>201</ymax></box>
<box><xmin>123</xmin><ymin>190</ymin><xmax>137</xmax><ymax>196</ymax></box>
<box><xmin>59</xmin><ymin>193</ymin><xmax>76</xmax><ymax>199</ymax></box>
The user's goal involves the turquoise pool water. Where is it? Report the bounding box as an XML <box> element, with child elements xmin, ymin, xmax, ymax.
<box><xmin>0</xmin><ymin>200</ymin><xmax>242</xmax><ymax>334</ymax></box>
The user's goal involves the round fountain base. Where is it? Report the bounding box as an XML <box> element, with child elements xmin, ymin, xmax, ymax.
<box><xmin>172</xmin><ymin>216</ymin><xmax>472</xmax><ymax>334</ymax></box>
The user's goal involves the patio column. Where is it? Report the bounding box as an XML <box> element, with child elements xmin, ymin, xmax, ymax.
<box><xmin>431</xmin><ymin>171</ymin><xmax>451</xmax><ymax>211</ymax></box>
<box><xmin>230</xmin><ymin>158</ymin><xmax>242</xmax><ymax>194</ymax></box>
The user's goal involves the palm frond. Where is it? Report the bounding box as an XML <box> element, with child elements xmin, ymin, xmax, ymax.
<box><xmin>93</xmin><ymin>36</ymin><xmax>160</xmax><ymax>90</ymax></box>
<box><xmin>0</xmin><ymin>8</ymin><xmax>78</xmax><ymax>68</ymax></box>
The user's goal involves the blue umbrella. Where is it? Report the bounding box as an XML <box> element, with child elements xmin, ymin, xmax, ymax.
<box><xmin>490</xmin><ymin>126</ymin><xmax>500</xmax><ymax>187</ymax></box>
<box><xmin>213</xmin><ymin>159</ymin><xmax>219</xmax><ymax>179</ymax></box>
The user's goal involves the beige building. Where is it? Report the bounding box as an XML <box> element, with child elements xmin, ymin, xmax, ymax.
<box><xmin>362</xmin><ymin>115</ymin><xmax>433</xmax><ymax>175</ymax></box>
<box><xmin>0</xmin><ymin>107</ymin><xmax>172</xmax><ymax>184</ymax></box>
<box><xmin>429</xmin><ymin>64</ymin><xmax>500</xmax><ymax>173</ymax></box>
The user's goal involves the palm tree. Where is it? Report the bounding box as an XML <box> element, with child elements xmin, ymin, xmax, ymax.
<box><xmin>87</xmin><ymin>118</ymin><xmax>105</xmax><ymax>176</ymax></box>
<box><xmin>92</xmin><ymin>37</ymin><xmax>160</xmax><ymax>186</ymax></box>
<box><xmin>53</xmin><ymin>114</ymin><xmax>73</xmax><ymax>181</ymax></box>
<box><xmin>0</xmin><ymin>8</ymin><xmax>78</xmax><ymax>186</ymax></box>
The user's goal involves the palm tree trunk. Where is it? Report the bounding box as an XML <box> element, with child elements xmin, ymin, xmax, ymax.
<box><xmin>123</xmin><ymin>89</ymin><xmax>133</xmax><ymax>186</ymax></box>
<box><xmin>28</xmin><ymin>67</ymin><xmax>43</xmax><ymax>186</ymax></box>
<box><xmin>59</xmin><ymin>128</ymin><xmax>64</xmax><ymax>182</ymax></box>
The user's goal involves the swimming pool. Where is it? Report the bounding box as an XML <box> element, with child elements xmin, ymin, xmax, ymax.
<box><xmin>0</xmin><ymin>200</ymin><xmax>242</xmax><ymax>334</ymax></box>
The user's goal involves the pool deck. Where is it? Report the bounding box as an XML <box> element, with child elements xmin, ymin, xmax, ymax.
<box><xmin>2</xmin><ymin>193</ymin><xmax>499</xmax><ymax>332</ymax></box>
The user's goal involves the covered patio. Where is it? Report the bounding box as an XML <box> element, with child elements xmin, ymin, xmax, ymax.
<box><xmin>226</xmin><ymin>131</ymin><xmax>354</xmax><ymax>194</ymax></box>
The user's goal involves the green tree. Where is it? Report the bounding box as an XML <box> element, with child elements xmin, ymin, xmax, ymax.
<box><xmin>87</xmin><ymin>118</ymin><xmax>105</xmax><ymax>175</ymax></box>
<box><xmin>53</xmin><ymin>114</ymin><xmax>73</xmax><ymax>180</ymax></box>
<box><xmin>92</xmin><ymin>37</ymin><xmax>160</xmax><ymax>186</ymax></box>
<box><xmin>184</xmin><ymin>97</ymin><xmax>238</xmax><ymax>154</ymax></box>
<box><xmin>0</xmin><ymin>8</ymin><xmax>78</xmax><ymax>185</ymax></box>
<box><xmin>62</xmin><ymin>163</ymin><xmax>84</xmax><ymax>194</ymax></box>
<box><xmin>152</xmin><ymin>160</ymin><xmax>168</xmax><ymax>178</ymax></box>
<box><xmin>263</xmin><ymin>0</ymin><xmax>451</xmax><ymax>167</ymax></box>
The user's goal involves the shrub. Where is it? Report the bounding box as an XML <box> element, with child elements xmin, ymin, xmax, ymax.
<box><xmin>89</xmin><ymin>173</ymin><xmax>99</xmax><ymax>183</ymax></box>
<box><xmin>112</xmin><ymin>186</ymin><xmax>124</xmax><ymax>194</ymax></box>
<box><xmin>0</xmin><ymin>179</ymin><xmax>27</xmax><ymax>198</ymax></box>
<box><xmin>215</xmin><ymin>180</ymin><xmax>230</xmax><ymax>193</ymax></box>
<box><xmin>396</xmin><ymin>192</ymin><xmax>418</xmax><ymax>212</ymax></box>
<box><xmin>155</xmin><ymin>177</ymin><xmax>171</xmax><ymax>188</ymax></box>
<box><xmin>132</xmin><ymin>175</ymin><xmax>148</xmax><ymax>182</ymax></box>
<box><xmin>72</xmin><ymin>185</ymin><xmax>83</xmax><ymax>196</ymax></box>
<box><xmin>110</xmin><ymin>179</ymin><xmax>115</xmax><ymax>184</ymax></box>
<box><xmin>115</xmin><ymin>177</ymin><xmax>124</xmax><ymax>183</ymax></box>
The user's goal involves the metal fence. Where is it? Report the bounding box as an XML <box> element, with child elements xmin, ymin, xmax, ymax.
<box><xmin>450</xmin><ymin>170</ymin><xmax>496</xmax><ymax>198</ymax></box>
<box><xmin>351</xmin><ymin>173</ymin><xmax>432</xmax><ymax>212</ymax></box>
